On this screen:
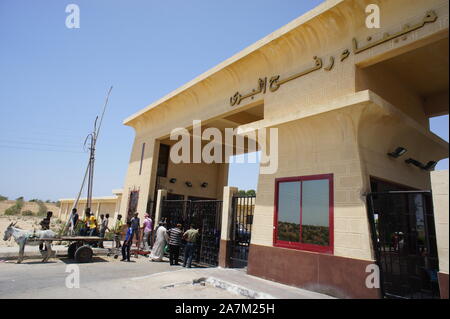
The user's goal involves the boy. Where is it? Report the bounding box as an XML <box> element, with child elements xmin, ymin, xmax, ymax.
<box><xmin>114</xmin><ymin>214</ymin><xmax>123</xmax><ymax>248</ymax></box>
<box><xmin>121</xmin><ymin>221</ymin><xmax>133</xmax><ymax>262</ymax></box>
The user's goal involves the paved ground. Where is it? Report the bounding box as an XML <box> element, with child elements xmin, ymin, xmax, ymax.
<box><xmin>0</xmin><ymin>254</ymin><xmax>333</xmax><ymax>299</ymax></box>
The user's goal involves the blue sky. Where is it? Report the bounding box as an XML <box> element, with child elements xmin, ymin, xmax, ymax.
<box><xmin>0</xmin><ymin>1</ymin><xmax>448</xmax><ymax>201</ymax></box>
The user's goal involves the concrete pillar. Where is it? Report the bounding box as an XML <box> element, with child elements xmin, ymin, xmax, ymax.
<box><xmin>431</xmin><ymin>170</ymin><xmax>449</xmax><ymax>299</ymax></box>
<box><xmin>154</xmin><ymin>189</ymin><xmax>168</xmax><ymax>229</ymax></box>
<box><xmin>219</xmin><ymin>186</ymin><xmax>238</xmax><ymax>268</ymax></box>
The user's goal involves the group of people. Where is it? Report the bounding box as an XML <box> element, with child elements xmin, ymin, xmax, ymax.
<box><xmin>68</xmin><ymin>208</ymin><xmax>111</xmax><ymax>248</ymax></box>
<box><xmin>122</xmin><ymin>217</ymin><xmax>199</xmax><ymax>268</ymax></box>
<box><xmin>66</xmin><ymin>208</ymin><xmax>199</xmax><ymax>267</ymax></box>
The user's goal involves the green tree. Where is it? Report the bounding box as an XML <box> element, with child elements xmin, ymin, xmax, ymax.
<box><xmin>237</xmin><ymin>190</ymin><xmax>247</xmax><ymax>196</ymax></box>
<box><xmin>0</xmin><ymin>195</ymin><xmax>7</xmax><ymax>202</ymax></box>
<box><xmin>246</xmin><ymin>189</ymin><xmax>256</xmax><ymax>196</ymax></box>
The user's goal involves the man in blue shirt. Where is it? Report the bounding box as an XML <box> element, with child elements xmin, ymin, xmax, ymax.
<box><xmin>121</xmin><ymin>221</ymin><xmax>133</xmax><ymax>262</ymax></box>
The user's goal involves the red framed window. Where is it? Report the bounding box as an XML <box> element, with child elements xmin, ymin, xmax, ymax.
<box><xmin>273</xmin><ymin>174</ymin><xmax>334</xmax><ymax>254</ymax></box>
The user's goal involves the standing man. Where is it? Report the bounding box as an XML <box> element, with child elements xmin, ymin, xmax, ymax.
<box><xmin>114</xmin><ymin>214</ymin><xmax>123</xmax><ymax>248</ymax></box>
<box><xmin>167</xmin><ymin>223</ymin><xmax>183</xmax><ymax>266</ymax></box>
<box><xmin>182</xmin><ymin>224</ymin><xmax>199</xmax><ymax>268</ymax></box>
<box><xmin>121</xmin><ymin>221</ymin><xmax>133</xmax><ymax>262</ymax></box>
<box><xmin>39</xmin><ymin>211</ymin><xmax>53</xmax><ymax>251</ymax></box>
<box><xmin>98</xmin><ymin>214</ymin><xmax>110</xmax><ymax>248</ymax></box>
<box><xmin>142</xmin><ymin>213</ymin><xmax>153</xmax><ymax>251</ymax></box>
<box><xmin>69</xmin><ymin>208</ymin><xmax>79</xmax><ymax>236</ymax></box>
<box><xmin>130</xmin><ymin>212</ymin><xmax>140</xmax><ymax>247</ymax></box>
<box><xmin>149</xmin><ymin>221</ymin><xmax>168</xmax><ymax>262</ymax></box>
<box><xmin>40</xmin><ymin>211</ymin><xmax>52</xmax><ymax>230</ymax></box>
<box><xmin>87</xmin><ymin>212</ymin><xmax>98</xmax><ymax>237</ymax></box>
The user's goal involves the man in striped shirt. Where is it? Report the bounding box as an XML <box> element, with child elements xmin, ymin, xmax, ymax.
<box><xmin>167</xmin><ymin>223</ymin><xmax>183</xmax><ymax>266</ymax></box>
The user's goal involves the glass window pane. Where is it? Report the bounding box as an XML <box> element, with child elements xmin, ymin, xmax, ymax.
<box><xmin>301</xmin><ymin>179</ymin><xmax>330</xmax><ymax>246</ymax></box>
<box><xmin>277</xmin><ymin>181</ymin><xmax>300</xmax><ymax>242</ymax></box>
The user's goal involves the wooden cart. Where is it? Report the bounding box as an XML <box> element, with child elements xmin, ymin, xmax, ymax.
<box><xmin>43</xmin><ymin>236</ymin><xmax>117</xmax><ymax>263</ymax></box>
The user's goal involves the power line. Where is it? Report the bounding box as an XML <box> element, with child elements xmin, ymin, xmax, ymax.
<box><xmin>0</xmin><ymin>144</ymin><xmax>86</xmax><ymax>154</ymax></box>
<box><xmin>0</xmin><ymin>139</ymin><xmax>84</xmax><ymax>148</ymax></box>
<box><xmin>1</xmin><ymin>129</ymin><xmax>84</xmax><ymax>139</ymax></box>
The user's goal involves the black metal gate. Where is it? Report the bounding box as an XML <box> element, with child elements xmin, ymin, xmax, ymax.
<box><xmin>161</xmin><ymin>199</ymin><xmax>222</xmax><ymax>267</ymax></box>
<box><xmin>367</xmin><ymin>191</ymin><xmax>440</xmax><ymax>299</ymax></box>
<box><xmin>229</xmin><ymin>195</ymin><xmax>255</xmax><ymax>268</ymax></box>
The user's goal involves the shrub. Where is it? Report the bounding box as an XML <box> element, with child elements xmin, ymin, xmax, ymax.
<box><xmin>5</xmin><ymin>198</ymin><xmax>25</xmax><ymax>216</ymax></box>
<box><xmin>37</xmin><ymin>201</ymin><xmax>48</xmax><ymax>216</ymax></box>
<box><xmin>5</xmin><ymin>206</ymin><xmax>20</xmax><ymax>215</ymax></box>
<box><xmin>21</xmin><ymin>210</ymin><xmax>34</xmax><ymax>216</ymax></box>
<box><xmin>0</xmin><ymin>195</ymin><xmax>7</xmax><ymax>202</ymax></box>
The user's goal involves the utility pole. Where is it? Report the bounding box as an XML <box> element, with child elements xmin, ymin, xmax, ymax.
<box><xmin>83</xmin><ymin>86</ymin><xmax>113</xmax><ymax>212</ymax></box>
<box><xmin>86</xmin><ymin>117</ymin><xmax>98</xmax><ymax>210</ymax></box>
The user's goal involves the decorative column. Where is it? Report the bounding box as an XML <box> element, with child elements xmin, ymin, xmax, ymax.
<box><xmin>219</xmin><ymin>186</ymin><xmax>238</xmax><ymax>268</ymax></box>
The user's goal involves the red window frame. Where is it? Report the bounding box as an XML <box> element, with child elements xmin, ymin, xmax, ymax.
<box><xmin>273</xmin><ymin>173</ymin><xmax>334</xmax><ymax>254</ymax></box>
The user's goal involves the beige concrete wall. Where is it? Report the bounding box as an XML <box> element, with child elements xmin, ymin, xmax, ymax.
<box><xmin>358</xmin><ymin>99</ymin><xmax>448</xmax><ymax>191</ymax></box>
<box><xmin>432</xmin><ymin>170</ymin><xmax>449</xmax><ymax>275</ymax></box>
<box><xmin>251</xmin><ymin>108</ymin><xmax>372</xmax><ymax>260</ymax></box>
<box><xmin>59</xmin><ymin>198</ymin><xmax>119</xmax><ymax>222</ymax></box>
<box><xmin>119</xmin><ymin>0</ymin><xmax>449</xmax><ymax>261</ymax></box>
<box><xmin>356</xmin><ymin>65</ymin><xmax>428</xmax><ymax>128</ymax></box>
<box><xmin>157</xmin><ymin>162</ymin><xmax>228</xmax><ymax>200</ymax></box>
<box><xmin>119</xmin><ymin>137</ymin><xmax>156</xmax><ymax>219</ymax></box>
<box><xmin>251</xmin><ymin>96</ymin><xmax>448</xmax><ymax>261</ymax></box>
<box><xmin>119</xmin><ymin>137</ymin><xmax>229</xmax><ymax>219</ymax></box>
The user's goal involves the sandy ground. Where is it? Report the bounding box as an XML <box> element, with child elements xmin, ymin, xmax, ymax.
<box><xmin>0</xmin><ymin>215</ymin><xmax>64</xmax><ymax>247</ymax></box>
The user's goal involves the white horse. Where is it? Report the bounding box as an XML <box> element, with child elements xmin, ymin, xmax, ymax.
<box><xmin>3</xmin><ymin>221</ymin><xmax>57</xmax><ymax>263</ymax></box>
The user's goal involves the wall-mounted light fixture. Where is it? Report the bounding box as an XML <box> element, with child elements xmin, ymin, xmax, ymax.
<box><xmin>201</xmin><ymin>182</ymin><xmax>208</xmax><ymax>188</ymax></box>
<box><xmin>185</xmin><ymin>181</ymin><xmax>193</xmax><ymax>188</ymax></box>
<box><xmin>169</xmin><ymin>178</ymin><xmax>177</xmax><ymax>183</ymax></box>
<box><xmin>405</xmin><ymin>158</ymin><xmax>424</xmax><ymax>168</ymax></box>
<box><xmin>387</xmin><ymin>147</ymin><xmax>407</xmax><ymax>158</ymax></box>
<box><xmin>422</xmin><ymin>161</ymin><xmax>437</xmax><ymax>171</ymax></box>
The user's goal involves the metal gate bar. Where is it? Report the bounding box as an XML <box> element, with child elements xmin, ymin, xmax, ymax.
<box><xmin>229</xmin><ymin>195</ymin><xmax>255</xmax><ymax>267</ymax></box>
<box><xmin>367</xmin><ymin>191</ymin><xmax>440</xmax><ymax>299</ymax></box>
<box><xmin>161</xmin><ymin>199</ymin><xmax>222</xmax><ymax>267</ymax></box>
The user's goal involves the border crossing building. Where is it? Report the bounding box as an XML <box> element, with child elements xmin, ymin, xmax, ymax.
<box><xmin>63</xmin><ymin>0</ymin><xmax>449</xmax><ymax>299</ymax></box>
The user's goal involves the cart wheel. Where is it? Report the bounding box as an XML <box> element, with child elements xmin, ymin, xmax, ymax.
<box><xmin>68</xmin><ymin>242</ymin><xmax>78</xmax><ymax>259</ymax></box>
<box><xmin>75</xmin><ymin>245</ymin><xmax>93</xmax><ymax>263</ymax></box>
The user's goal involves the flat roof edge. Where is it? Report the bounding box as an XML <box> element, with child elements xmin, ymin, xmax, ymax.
<box><xmin>123</xmin><ymin>0</ymin><xmax>344</xmax><ymax>126</ymax></box>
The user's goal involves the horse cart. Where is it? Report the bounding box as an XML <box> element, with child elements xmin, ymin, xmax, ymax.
<box><xmin>37</xmin><ymin>236</ymin><xmax>118</xmax><ymax>263</ymax></box>
<box><xmin>3</xmin><ymin>222</ymin><xmax>118</xmax><ymax>263</ymax></box>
